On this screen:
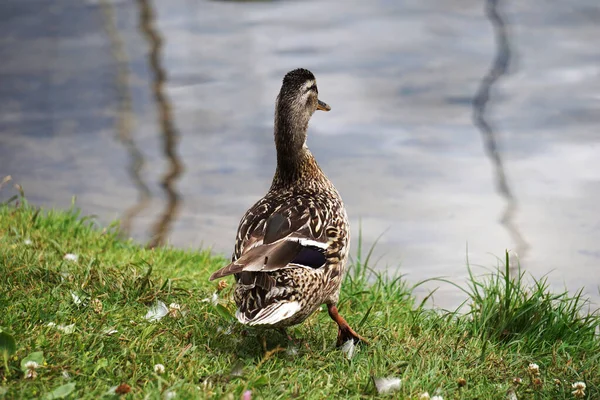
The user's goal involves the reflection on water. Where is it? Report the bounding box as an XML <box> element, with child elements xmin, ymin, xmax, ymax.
<box><xmin>99</xmin><ymin>0</ymin><xmax>151</xmax><ymax>238</ymax></box>
<box><xmin>473</xmin><ymin>0</ymin><xmax>528</xmax><ymax>269</ymax></box>
<box><xmin>135</xmin><ymin>0</ymin><xmax>184</xmax><ymax>248</ymax></box>
<box><xmin>0</xmin><ymin>0</ymin><xmax>599</xmax><ymax>307</ymax></box>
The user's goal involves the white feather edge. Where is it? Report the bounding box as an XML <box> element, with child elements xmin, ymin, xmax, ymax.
<box><xmin>293</xmin><ymin>237</ymin><xmax>328</xmax><ymax>249</ymax></box>
<box><xmin>236</xmin><ymin>301</ymin><xmax>301</xmax><ymax>326</ymax></box>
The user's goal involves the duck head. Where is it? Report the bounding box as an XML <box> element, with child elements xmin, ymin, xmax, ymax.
<box><xmin>274</xmin><ymin>68</ymin><xmax>330</xmax><ymax>153</ymax></box>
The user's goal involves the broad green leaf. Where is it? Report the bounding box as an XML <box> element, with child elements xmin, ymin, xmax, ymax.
<box><xmin>43</xmin><ymin>383</ymin><xmax>76</xmax><ymax>399</ymax></box>
<box><xmin>0</xmin><ymin>331</ymin><xmax>16</xmax><ymax>357</ymax></box>
<box><xmin>20</xmin><ymin>351</ymin><xmax>44</xmax><ymax>372</ymax></box>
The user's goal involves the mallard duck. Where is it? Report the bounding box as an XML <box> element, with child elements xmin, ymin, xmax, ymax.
<box><xmin>209</xmin><ymin>68</ymin><xmax>366</xmax><ymax>346</ymax></box>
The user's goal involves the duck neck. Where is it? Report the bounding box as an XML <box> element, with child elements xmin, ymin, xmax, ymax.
<box><xmin>271</xmin><ymin>106</ymin><xmax>322</xmax><ymax>189</ymax></box>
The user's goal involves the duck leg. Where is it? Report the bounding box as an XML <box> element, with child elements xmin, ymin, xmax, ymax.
<box><xmin>278</xmin><ymin>328</ymin><xmax>310</xmax><ymax>350</ymax></box>
<box><xmin>278</xmin><ymin>327</ymin><xmax>299</xmax><ymax>345</ymax></box>
<box><xmin>327</xmin><ymin>304</ymin><xmax>368</xmax><ymax>347</ymax></box>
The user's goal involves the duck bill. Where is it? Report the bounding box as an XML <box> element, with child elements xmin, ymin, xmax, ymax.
<box><xmin>317</xmin><ymin>100</ymin><xmax>331</xmax><ymax>112</ymax></box>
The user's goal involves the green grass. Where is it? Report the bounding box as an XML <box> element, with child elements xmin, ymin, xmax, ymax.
<box><xmin>0</xmin><ymin>194</ymin><xmax>598</xmax><ymax>399</ymax></box>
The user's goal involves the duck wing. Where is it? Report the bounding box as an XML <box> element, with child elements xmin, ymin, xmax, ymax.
<box><xmin>209</xmin><ymin>198</ymin><xmax>329</xmax><ymax>281</ymax></box>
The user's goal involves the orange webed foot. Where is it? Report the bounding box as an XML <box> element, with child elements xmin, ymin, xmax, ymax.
<box><xmin>327</xmin><ymin>304</ymin><xmax>368</xmax><ymax>347</ymax></box>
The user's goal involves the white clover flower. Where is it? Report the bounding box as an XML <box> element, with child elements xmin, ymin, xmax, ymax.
<box><xmin>24</xmin><ymin>239</ymin><xmax>32</xmax><ymax>245</ymax></box>
<box><xmin>25</xmin><ymin>369</ymin><xmax>37</xmax><ymax>379</ymax></box>
<box><xmin>431</xmin><ymin>396</ymin><xmax>444</xmax><ymax>400</ymax></box>
<box><xmin>154</xmin><ymin>364</ymin><xmax>165</xmax><ymax>374</ymax></box>
<box><xmin>419</xmin><ymin>393</ymin><xmax>431</xmax><ymax>400</ymax></box>
<box><xmin>572</xmin><ymin>381</ymin><xmax>586</xmax><ymax>398</ymax></box>
<box><xmin>24</xmin><ymin>361</ymin><xmax>39</xmax><ymax>379</ymax></box>
<box><xmin>63</xmin><ymin>253</ymin><xmax>78</xmax><ymax>262</ymax></box>
<box><xmin>528</xmin><ymin>363</ymin><xmax>540</xmax><ymax>376</ymax></box>
<box><xmin>25</xmin><ymin>361</ymin><xmax>39</xmax><ymax>370</ymax></box>
<box><xmin>91</xmin><ymin>298</ymin><xmax>103</xmax><ymax>313</ymax></box>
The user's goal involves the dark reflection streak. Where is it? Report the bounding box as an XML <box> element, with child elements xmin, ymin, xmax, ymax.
<box><xmin>473</xmin><ymin>0</ymin><xmax>529</xmax><ymax>268</ymax></box>
<box><xmin>99</xmin><ymin>0</ymin><xmax>151</xmax><ymax>237</ymax></box>
<box><xmin>136</xmin><ymin>0</ymin><xmax>184</xmax><ymax>248</ymax></box>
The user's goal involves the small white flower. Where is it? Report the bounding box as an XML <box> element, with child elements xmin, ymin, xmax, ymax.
<box><xmin>24</xmin><ymin>239</ymin><xmax>32</xmax><ymax>245</ymax></box>
<box><xmin>25</xmin><ymin>361</ymin><xmax>39</xmax><ymax>370</ymax></box>
<box><xmin>341</xmin><ymin>339</ymin><xmax>355</xmax><ymax>360</ymax></box>
<box><xmin>431</xmin><ymin>396</ymin><xmax>444</xmax><ymax>400</ymax></box>
<box><xmin>24</xmin><ymin>361</ymin><xmax>39</xmax><ymax>379</ymax></box>
<box><xmin>528</xmin><ymin>362</ymin><xmax>540</xmax><ymax>376</ymax></box>
<box><xmin>154</xmin><ymin>364</ymin><xmax>165</xmax><ymax>374</ymax></box>
<box><xmin>64</xmin><ymin>253</ymin><xmax>78</xmax><ymax>262</ymax></box>
<box><xmin>572</xmin><ymin>381</ymin><xmax>586</xmax><ymax>398</ymax></box>
<box><xmin>25</xmin><ymin>369</ymin><xmax>38</xmax><ymax>379</ymax></box>
<box><xmin>91</xmin><ymin>298</ymin><xmax>103</xmax><ymax>313</ymax></box>
<box><xmin>145</xmin><ymin>301</ymin><xmax>169</xmax><ymax>322</ymax></box>
<box><xmin>373</xmin><ymin>377</ymin><xmax>401</xmax><ymax>394</ymax></box>
<box><xmin>419</xmin><ymin>392</ymin><xmax>430</xmax><ymax>400</ymax></box>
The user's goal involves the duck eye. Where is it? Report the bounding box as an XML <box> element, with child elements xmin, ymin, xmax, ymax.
<box><xmin>304</xmin><ymin>85</ymin><xmax>318</xmax><ymax>94</ymax></box>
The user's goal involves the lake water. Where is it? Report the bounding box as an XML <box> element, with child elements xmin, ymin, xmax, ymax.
<box><xmin>1</xmin><ymin>0</ymin><xmax>599</xmax><ymax>308</ymax></box>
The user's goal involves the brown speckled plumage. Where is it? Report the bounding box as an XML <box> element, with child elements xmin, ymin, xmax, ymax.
<box><xmin>210</xmin><ymin>68</ymin><xmax>366</xmax><ymax>345</ymax></box>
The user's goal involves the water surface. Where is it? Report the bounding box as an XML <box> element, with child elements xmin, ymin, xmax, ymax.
<box><xmin>1</xmin><ymin>0</ymin><xmax>599</xmax><ymax>307</ymax></box>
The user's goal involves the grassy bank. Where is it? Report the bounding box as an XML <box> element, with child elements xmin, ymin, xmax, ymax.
<box><xmin>0</xmin><ymin>196</ymin><xmax>598</xmax><ymax>399</ymax></box>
